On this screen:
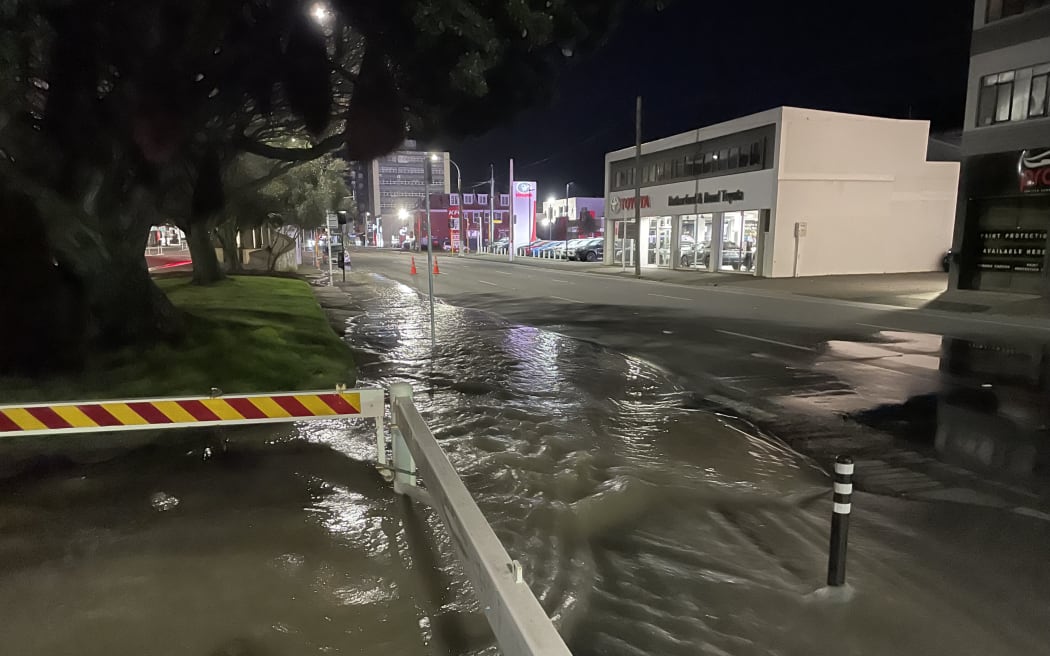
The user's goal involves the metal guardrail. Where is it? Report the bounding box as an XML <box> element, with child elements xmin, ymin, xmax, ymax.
<box><xmin>0</xmin><ymin>385</ymin><xmax>569</xmax><ymax>655</ymax></box>
<box><xmin>388</xmin><ymin>384</ymin><xmax>573</xmax><ymax>656</ymax></box>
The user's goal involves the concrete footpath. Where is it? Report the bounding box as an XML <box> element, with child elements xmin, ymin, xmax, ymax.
<box><xmin>462</xmin><ymin>252</ymin><xmax>1050</xmax><ymax>319</ymax></box>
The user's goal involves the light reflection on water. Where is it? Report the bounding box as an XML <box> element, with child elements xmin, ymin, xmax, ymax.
<box><xmin>1</xmin><ymin>272</ymin><xmax>1047</xmax><ymax>656</ymax></box>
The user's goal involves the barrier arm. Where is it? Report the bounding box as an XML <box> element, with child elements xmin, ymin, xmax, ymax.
<box><xmin>388</xmin><ymin>384</ymin><xmax>572</xmax><ymax>656</ymax></box>
<box><xmin>0</xmin><ymin>387</ymin><xmax>386</xmax><ymax>468</ymax></box>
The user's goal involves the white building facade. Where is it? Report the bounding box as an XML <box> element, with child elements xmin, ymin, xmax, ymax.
<box><xmin>603</xmin><ymin>107</ymin><xmax>960</xmax><ymax>277</ymax></box>
<box><xmin>540</xmin><ymin>196</ymin><xmax>605</xmax><ymax>239</ymax></box>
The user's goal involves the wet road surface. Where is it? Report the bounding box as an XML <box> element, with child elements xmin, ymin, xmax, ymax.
<box><xmin>1</xmin><ymin>263</ymin><xmax>1049</xmax><ymax>655</ymax></box>
<box><xmin>353</xmin><ymin>249</ymin><xmax>1050</xmax><ymax>509</ymax></box>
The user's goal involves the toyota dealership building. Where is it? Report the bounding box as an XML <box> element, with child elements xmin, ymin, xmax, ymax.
<box><xmin>603</xmin><ymin>106</ymin><xmax>960</xmax><ymax>278</ymax></box>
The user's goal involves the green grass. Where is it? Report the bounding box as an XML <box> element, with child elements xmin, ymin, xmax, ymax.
<box><xmin>0</xmin><ymin>276</ymin><xmax>355</xmax><ymax>403</ymax></box>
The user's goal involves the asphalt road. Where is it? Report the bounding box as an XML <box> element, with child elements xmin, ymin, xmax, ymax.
<box><xmin>350</xmin><ymin>248</ymin><xmax>1050</xmax><ymax>508</ymax></box>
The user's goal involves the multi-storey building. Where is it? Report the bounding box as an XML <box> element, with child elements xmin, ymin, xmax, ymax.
<box><xmin>349</xmin><ymin>140</ymin><xmax>451</xmax><ymax>246</ymax></box>
<box><xmin>953</xmin><ymin>0</ymin><xmax>1050</xmax><ymax>294</ymax></box>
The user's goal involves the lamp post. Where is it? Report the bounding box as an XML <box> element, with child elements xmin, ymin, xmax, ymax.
<box><xmin>564</xmin><ymin>181</ymin><xmax>575</xmax><ymax>259</ymax></box>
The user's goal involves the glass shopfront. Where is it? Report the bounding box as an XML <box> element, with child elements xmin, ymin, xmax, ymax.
<box><xmin>677</xmin><ymin>214</ymin><xmax>714</xmax><ymax>269</ymax></box>
<box><xmin>670</xmin><ymin>210</ymin><xmax>762</xmax><ymax>274</ymax></box>
<box><xmin>640</xmin><ymin>216</ymin><xmax>674</xmax><ymax>268</ymax></box>
<box><xmin>959</xmin><ymin>148</ymin><xmax>1050</xmax><ymax>294</ymax></box>
<box><xmin>721</xmin><ymin>210</ymin><xmax>760</xmax><ymax>272</ymax></box>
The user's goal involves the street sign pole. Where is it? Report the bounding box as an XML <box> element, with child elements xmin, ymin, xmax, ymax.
<box><xmin>326</xmin><ymin>210</ymin><xmax>338</xmax><ymax>286</ymax></box>
<box><xmin>425</xmin><ymin>158</ymin><xmax>436</xmax><ymax>350</ymax></box>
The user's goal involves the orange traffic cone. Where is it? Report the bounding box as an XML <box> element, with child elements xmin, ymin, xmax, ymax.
<box><xmin>410</xmin><ymin>257</ymin><xmax>418</xmax><ymax>275</ymax></box>
<box><xmin>433</xmin><ymin>256</ymin><xmax>441</xmax><ymax>275</ymax></box>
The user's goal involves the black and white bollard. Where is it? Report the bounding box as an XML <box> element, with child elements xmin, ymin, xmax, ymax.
<box><xmin>827</xmin><ymin>455</ymin><xmax>853</xmax><ymax>587</ymax></box>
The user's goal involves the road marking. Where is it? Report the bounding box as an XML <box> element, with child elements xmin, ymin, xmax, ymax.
<box><xmin>478</xmin><ymin>280</ymin><xmax>498</xmax><ymax>287</ymax></box>
<box><xmin>494</xmin><ymin>271</ymin><xmax>515</xmax><ymax>276</ymax></box>
<box><xmin>648</xmin><ymin>293</ymin><xmax>692</xmax><ymax>301</ymax></box>
<box><xmin>550</xmin><ymin>295</ymin><xmax>585</xmax><ymax>304</ymax></box>
<box><xmin>551</xmin><ymin>279</ymin><xmax>572</xmax><ymax>284</ymax></box>
<box><xmin>856</xmin><ymin>323</ymin><xmax>915</xmax><ymax>331</ymax></box>
<box><xmin>716</xmin><ymin>329</ymin><xmax>816</xmax><ymax>352</ymax></box>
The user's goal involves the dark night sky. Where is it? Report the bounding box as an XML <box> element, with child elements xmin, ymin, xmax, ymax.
<box><xmin>443</xmin><ymin>0</ymin><xmax>974</xmax><ymax>200</ymax></box>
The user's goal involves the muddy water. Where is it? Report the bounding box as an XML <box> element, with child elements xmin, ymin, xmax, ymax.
<box><xmin>1</xmin><ymin>272</ymin><xmax>1048</xmax><ymax>656</ymax></box>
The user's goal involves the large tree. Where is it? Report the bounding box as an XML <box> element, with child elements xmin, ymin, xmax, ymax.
<box><xmin>0</xmin><ymin>0</ymin><xmax>654</xmax><ymax>371</ymax></box>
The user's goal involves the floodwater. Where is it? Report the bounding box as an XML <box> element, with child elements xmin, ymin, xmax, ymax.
<box><xmin>1</xmin><ymin>272</ymin><xmax>1049</xmax><ymax>656</ymax></box>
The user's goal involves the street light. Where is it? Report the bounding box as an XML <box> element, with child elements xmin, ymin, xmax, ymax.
<box><xmin>310</xmin><ymin>2</ymin><xmax>331</xmax><ymax>23</ymax></box>
<box><xmin>433</xmin><ymin>153</ymin><xmax>466</xmax><ymax>255</ymax></box>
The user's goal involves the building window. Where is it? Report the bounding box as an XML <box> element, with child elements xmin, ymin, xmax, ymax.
<box><xmin>1031</xmin><ymin>66</ymin><xmax>1050</xmax><ymax>117</ymax></box>
<box><xmin>987</xmin><ymin>0</ymin><xmax>1050</xmax><ymax>22</ymax></box>
<box><xmin>978</xmin><ymin>63</ymin><xmax>1050</xmax><ymax>126</ymax></box>
<box><xmin>996</xmin><ymin>71</ymin><xmax>1014</xmax><ymax>122</ymax></box>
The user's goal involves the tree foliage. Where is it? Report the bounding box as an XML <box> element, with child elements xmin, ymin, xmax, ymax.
<box><xmin>0</xmin><ymin>0</ymin><xmax>650</xmax><ymax>371</ymax></box>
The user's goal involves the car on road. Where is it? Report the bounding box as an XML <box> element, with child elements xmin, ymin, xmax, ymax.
<box><xmin>573</xmin><ymin>237</ymin><xmax>604</xmax><ymax>262</ymax></box>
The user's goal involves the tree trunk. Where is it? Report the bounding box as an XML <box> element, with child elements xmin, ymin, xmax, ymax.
<box><xmin>86</xmin><ymin>240</ymin><xmax>184</xmax><ymax>347</ymax></box>
<box><xmin>217</xmin><ymin>222</ymin><xmax>243</xmax><ymax>274</ymax></box>
<box><xmin>186</xmin><ymin>219</ymin><xmax>225</xmax><ymax>285</ymax></box>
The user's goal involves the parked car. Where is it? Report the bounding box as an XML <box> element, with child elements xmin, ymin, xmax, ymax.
<box><xmin>492</xmin><ymin>237</ymin><xmax>510</xmax><ymax>253</ymax></box>
<box><xmin>678</xmin><ymin>241</ymin><xmax>744</xmax><ymax>269</ymax></box>
<box><xmin>573</xmin><ymin>237</ymin><xmax>604</xmax><ymax>262</ymax></box>
<box><xmin>520</xmin><ymin>239</ymin><xmax>549</xmax><ymax>256</ymax></box>
<box><xmin>555</xmin><ymin>239</ymin><xmax>587</xmax><ymax>259</ymax></box>
<box><xmin>533</xmin><ymin>241</ymin><xmax>562</xmax><ymax>256</ymax></box>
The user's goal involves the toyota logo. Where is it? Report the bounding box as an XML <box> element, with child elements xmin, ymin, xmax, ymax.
<box><xmin>610</xmin><ymin>196</ymin><xmax>621</xmax><ymax>212</ymax></box>
<box><xmin>516</xmin><ymin>182</ymin><xmax>534</xmax><ymax>193</ymax></box>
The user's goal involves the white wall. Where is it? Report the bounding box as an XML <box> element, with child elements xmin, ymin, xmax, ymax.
<box><xmin>771</xmin><ymin>108</ymin><xmax>959</xmax><ymax>277</ymax></box>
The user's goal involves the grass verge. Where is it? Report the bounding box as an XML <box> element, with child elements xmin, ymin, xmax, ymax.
<box><xmin>0</xmin><ymin>276</ymin><xmax>355</xmax><ymax>403</ymax></box>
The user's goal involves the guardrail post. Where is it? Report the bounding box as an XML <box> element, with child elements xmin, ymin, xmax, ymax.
<box><xmin>388</xmin><ymin>383</ymin><xmax>417</xmax><ymax>494</ymax></box>
<box><xmin>827</xmin><ymin>455</ymin><xmax>853</xmax><ymax>587</ymax></box>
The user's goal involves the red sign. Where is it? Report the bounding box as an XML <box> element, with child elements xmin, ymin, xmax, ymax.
<box><xmin>1020</xmin><ymin>149</ymin><xmax>1050</xmax><ymax>193</ymax></box>
<box><xmin>610</xmin><ymin>195</ymin><xmax>651</xmax><ymax>212</ymax></box>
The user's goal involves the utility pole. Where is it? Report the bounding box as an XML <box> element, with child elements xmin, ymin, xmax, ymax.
<box><xmin>508</xmin><ymin>158</ymin><xmax>515</xmax><ymax>262</ymax></box>
<box><xmin>633</xmin><ymin>95</ymin><xmax>642</xmax><ymax>278</ymax></box>
<box><xmin>489</xmin><ymin>164</ymin><xmax>495</xmax><ymax>253</ymax></box>
<box><xmin>564</xmin><ymin>180</ymin><xmax>574</xmax><ymax>258</ymax></box>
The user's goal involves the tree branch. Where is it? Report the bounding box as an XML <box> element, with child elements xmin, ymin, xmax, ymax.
<box><xmin>236</xmin><ymin>132</ymin><xmax>345</xmax><ymax>162</ymax></box>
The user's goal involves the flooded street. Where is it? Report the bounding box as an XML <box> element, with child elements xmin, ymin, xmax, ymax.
<box><xmin>2</xmin><ymin>271</ymin><xmax>1049</xmax><ymax>655</ymax></box>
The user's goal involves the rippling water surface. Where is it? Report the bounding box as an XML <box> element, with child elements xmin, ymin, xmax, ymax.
<box><xmin>1</xmin><ymin>272</ymin><xmax>1047</xmax><ymax>656</ymax></box>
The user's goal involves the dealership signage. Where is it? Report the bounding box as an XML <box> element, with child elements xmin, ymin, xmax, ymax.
<box><xmin>1019</xmin><ymin>148</ymin><xmax>1050</xmax><ymax>193</ymax></box>
<box><xmin>668</xmin><ymin>189</ymin><xmax>745</xmax><ymax>206</ymax></box>
<box><xmin>609</xmin><ymin>195</ymin><xmax>650</xmax><ymax>212</ymax></box>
